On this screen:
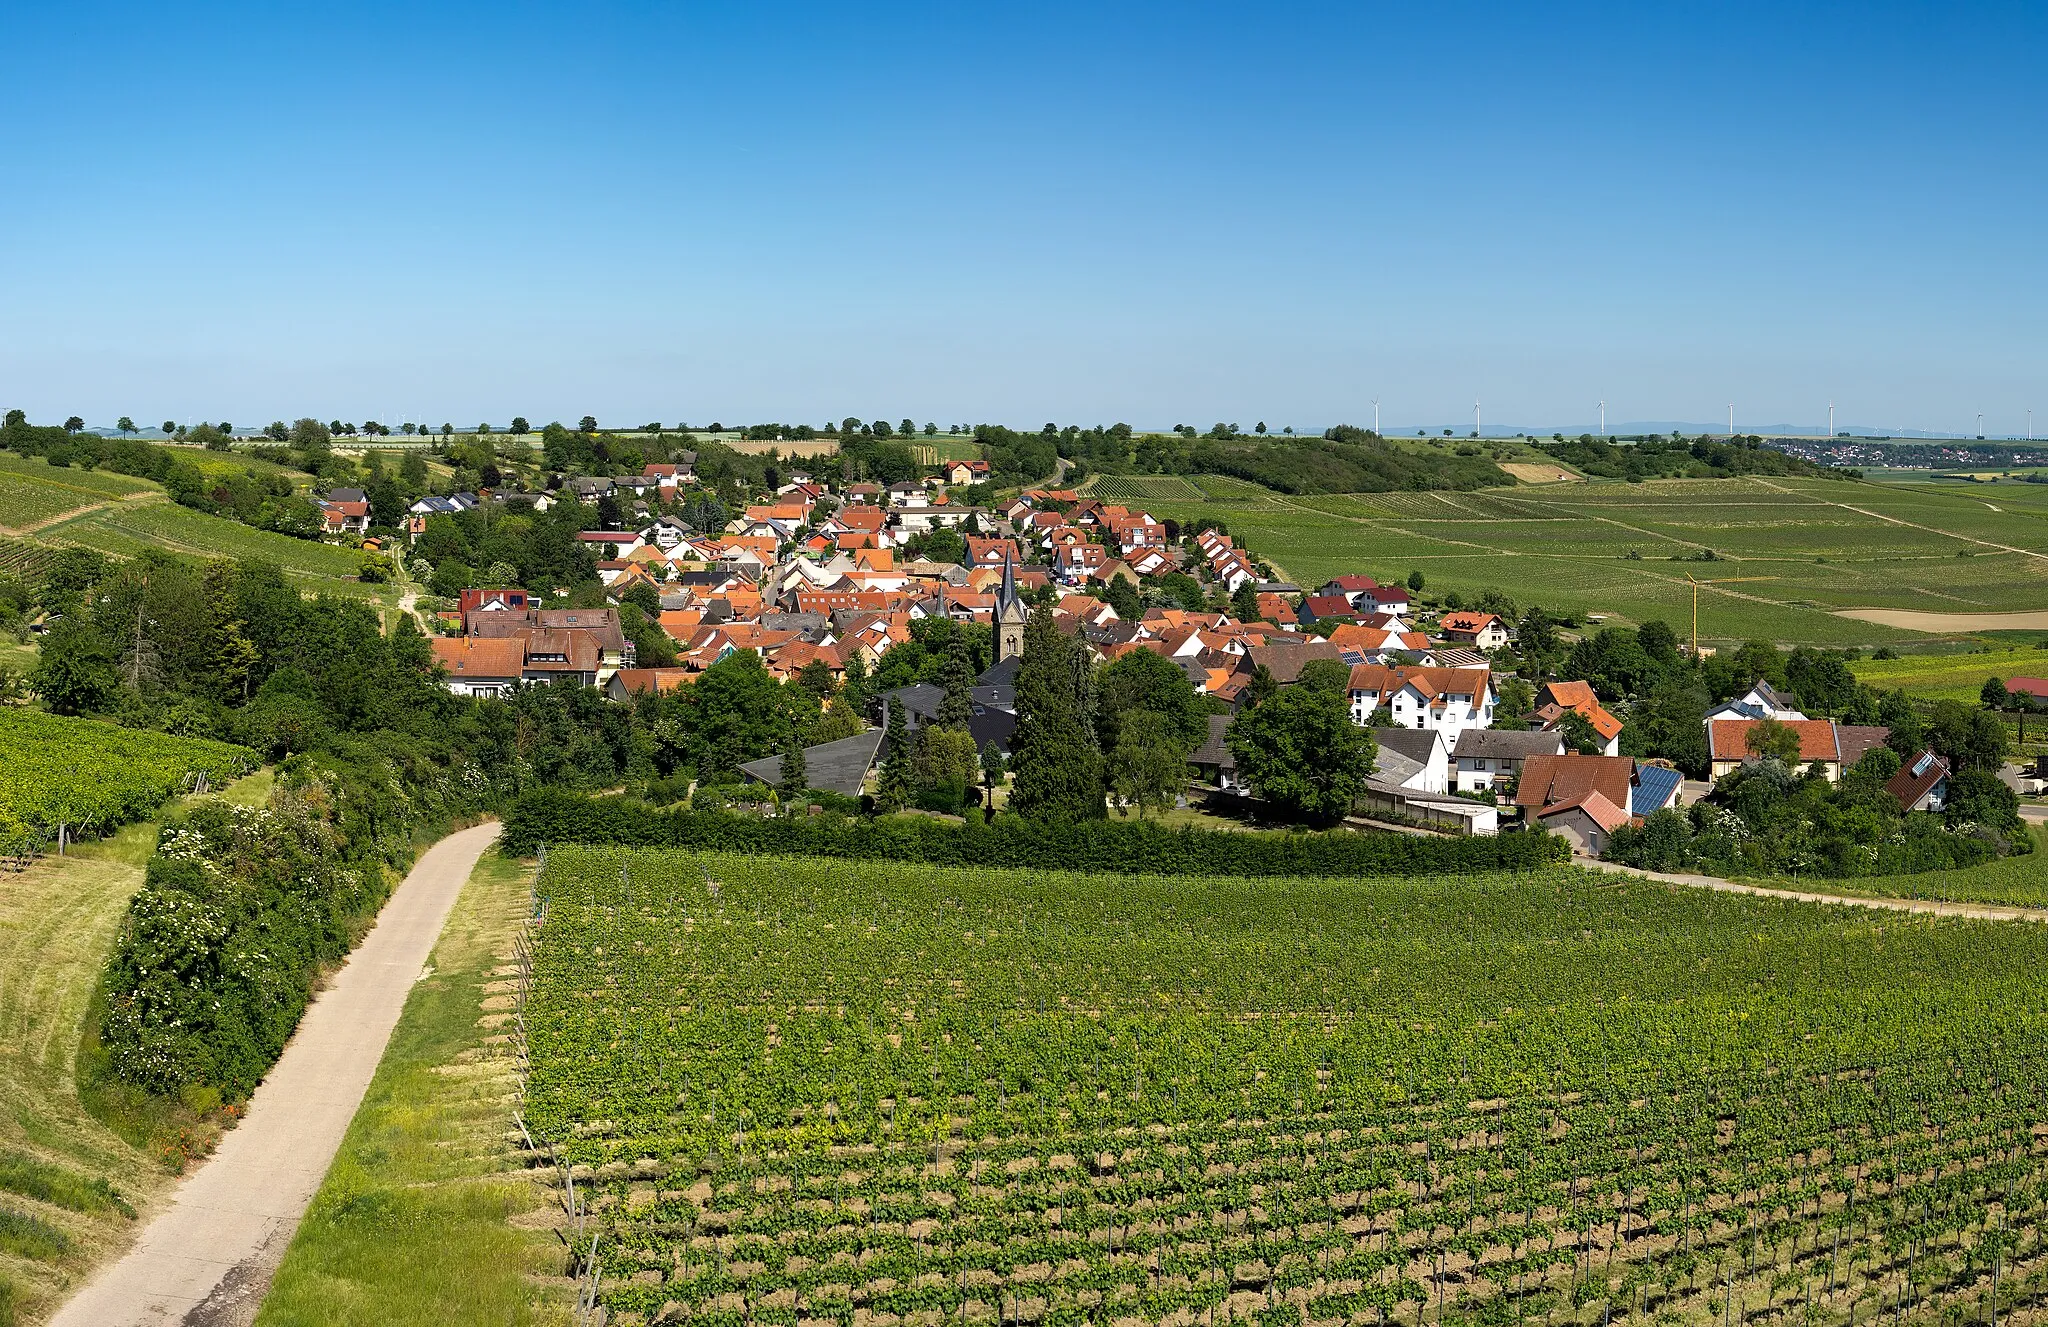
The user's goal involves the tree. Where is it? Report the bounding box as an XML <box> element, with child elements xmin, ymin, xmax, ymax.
<box><xmin>913</xmin><ymin>725</ymin><xmax>981</xmax><ymax>812</ymax></box>
<box><xmin>777</xmin><ymin>734</ymin><xmax>808</xmax><ymax>802</ymax></box>
<box><xmin>63</xmin><ymin>416</ymin><xmax>84</xmax><ymax>433</ymax></box>
<box><xmin>1227</xmin><ymin>685</ymin><xmax>1375</xmax><ymax>826</ymax></box>
<box><xmin>1944</xmin><ymin>767</ymin><xmax>2019</xmax><ymax>830</ymax></box>
<box><xmin>1556</xmin><ymin>709</ymin><xmax>1603</xmax><ymax>755</ymax></box>
<box><xmin>1407</xmin><ymin>570</ymin><xmax>1425</xmax><ymax>593</ymax></box>
<box><xmin>934</xmin><ymin>634</ymin><xmax>975</xmax><ymax>729</ymax></box>
<box><xmin>1102</xmin><ymin>573</ymin><xmax>1141</xmax><ymax>622</ymax></box>
<box><xmin>1106</xmin><ymin>709</ymin><xmax>1189</xmax><ymax>819</ymax></box>
<box><xmin>1925</xmin><ymin>699</ymin><xmax>2009</xmax><ymax>772</ymax></box>
<box><xmin>1744</xmin><ymin>715</ymin><xmax>1803</xmax><ymax>765</ymax></box>
<box><xmin>1096</xmin><ymin>647</ymin><xmax>1205</xmax><ymax>752</ymax></box>
<box><xmin>30</xmin><ymin>618</ymin><xmax>120</xmax><ymax>715</ymax></box>
<box><xmin>1007</xmin><ymin>605</ymin><xmax>1103</xmax><ymax>822</ymax></box>
<box><xmin>579</xmin><ymin>416</ymin><xmax>599</xmax><ymax>433</ymax></box>
<box><xmin>116</xmin><ymin>416</ymin><xmax>136</xmax><ymax>436</ymax></box>
<box><xmin>1230</xmin><ymin>580</ymin><xmax>1261</xmax><ymax>623</ymax></box>
<box><xmin>289</xmin><ymin>418</ymin><xmax>333</xmax><ymax>469</ymax></box>
<box><xmin>1982</xmin><ymin>676</ymin><xmax>2011</xmax><ymax>711</ymax></box>
<box><xmin>840</xmin><ymin>651</ymin><xmax>871</xmax><ymax>714</ymax></box>
<box><xmin>510</xmin><ymin>417</ymin><xmax>530</xmax><ymax>435</ymax></box>
<box><xmin>187</xmin><ymin>423</ymin><xmax>230</xmax><ymax>451</ymax></box>
<box><xmin>876</xmin><ymin>699</ymin><xmax>912</xmax><ymax>812</ymax></box>
<box><xmin>161</xmin><ymin>420</ymin><xmax>176</xmax><ymax>435</ymax></box>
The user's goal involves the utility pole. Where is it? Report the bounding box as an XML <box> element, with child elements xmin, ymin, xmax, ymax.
<box><xmin>1687</xmin><ymin>573</ymin><xmax>1700</xmax><ymax>657</ymax></box>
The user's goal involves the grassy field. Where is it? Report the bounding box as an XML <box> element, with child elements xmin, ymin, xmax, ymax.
<box><xmin>1136</xmin><ymin>474</ymin><xmax>2048</xmax><ymax>645</ymax></box>
<box><xmin>255</xmin><ymin>850</ymin><xmax>569</xmax><ymax>1327</ymax></box>
<box><xmin>0</xmin><ymin>769</ymin><xmax>269</xmax><ymax>1325</ymax></box>
<box><xmin>525</xmin><ymin>847</ymin><xmax>2048</xmax><ymax>1327</ymax></box>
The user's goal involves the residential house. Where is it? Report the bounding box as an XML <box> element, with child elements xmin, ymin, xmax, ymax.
<box><xmin>1885</xmin><ymin>750</ymin><xmax>1952</xmax><ymax>813</ymax></box>
<box><xmin>428</xmin><ymin>637</ymin><xmax>523</xmax><ymax>697</ymax></box>
<box><xmin>1704</xmin><ymin>679</ymin><xmax>1807</xmax><ymax>724</ymax></box>
<box><xmin>1451</xmin><ymin>728</ymin><xmax>1567</xmax><ymax>794</ymax></box>
<box><xmin>1369</xmin><ymin>727</ymin><xmax>1450</xmax><ymax>794</ymax></box>
<box><xmin>1346</xmin><ymin>664</ymin><xmax>1495</xmax><ymax>737</ymax></box>
<box><xmin>944</xmin><ymin>459</ymin><xmax>991</xmax><ymax>485</ymax></box>
<box><xmin>1514</xmin><ymin>753</ymin><xmax>1683</xmax><ymax>855</ymax></box>
<box><xmin>1437</xmin><ymin>611</ymin><xmax>1509</xmax><ymax>651</ymax></box>
<box><xmin>1188</xmin><ymin>714</ymin><xmax>1247</xmax><ymax>792</ymax></box>
<box><xmin>1704</xmin><ymin>718</ymin><xmax>1890</xmax><ymax>782</ymax></box>
<box><xmin>1532</xmin><ymin>680</ymin><xmax>1625</xmax><ymax>756</ymax></box>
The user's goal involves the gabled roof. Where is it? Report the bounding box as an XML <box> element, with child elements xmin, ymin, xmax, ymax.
<box><xmin>1514</xmin><ymin>752</ymin><xmax>1635</xmax><ymax>812</ymax></box>
<box><xmin>1537</xmin><ymin>789</ymin><xmax>1632</xmax><ymax>833</ymax></box>
<box><xmin>739</xmin><ymin>729</ymin><xmax>887</xmax><ymax>798</ymax></box>
<box><xmin>430</xmin><ymin>636</ymin><xmax>524</xmax><ymax>680</ymax></box>
<box><xmin>1453</xmin><ymin>728</ymin><xmax>1566</xmax><ymax>760</ymax></box>
<box><xmin>1884</xmin><ymin>749</ymin><xmax>1951</xmax><ymax>811</ymax></box>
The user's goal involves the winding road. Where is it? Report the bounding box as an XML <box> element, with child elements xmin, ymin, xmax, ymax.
<box><xmin>50</xmin><ymin>821</ymin><xmax>502</xmax><ymax>1327</ymax></box>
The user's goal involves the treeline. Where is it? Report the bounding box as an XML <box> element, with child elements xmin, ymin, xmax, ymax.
<box><xmin>1538</xmin><ymin>433</ymin><xmax>1833</xmax><ymax>481</ymax></box>
<box><xmin>1050</xmin><ymin>422</ymin><xmax>1508</xmax><ymax>494</ymax></box>
<box><xmin>1609</xmin><ymin>745</ymin><xmax>2025</xmax><ymax>878</ymax></box>
<box><xmin>1</xmin><ymin>412</ymin><xmax>324</xmax><ymax>538</ymax></box>
<box><xmin>499</xmin><ymin>788</ymin><xmax>1569</xmax><ymax>877</ymax></box>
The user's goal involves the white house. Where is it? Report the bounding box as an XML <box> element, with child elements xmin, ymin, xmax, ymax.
<box><xmin>1451</xmin><ymin>728</ymin><xmax>1567</xmax><ymax>794</ymax></box>
<box><xmin>1346</xmin><ymin>664</ymin><xmax>1495</xmax><ymax>738</ymax></box>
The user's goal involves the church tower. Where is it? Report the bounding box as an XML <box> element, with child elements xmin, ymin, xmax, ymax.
<box><xmin>995</xmin><ymin>550</ymin><xmax>1026</xmax><ymax>662</ymax></box>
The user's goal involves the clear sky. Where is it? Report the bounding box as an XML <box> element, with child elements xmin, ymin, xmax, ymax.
<box><xmin>3</xmin><ymin>2</ymin><xmax>2044</xmax><ymax>436</ymax></box>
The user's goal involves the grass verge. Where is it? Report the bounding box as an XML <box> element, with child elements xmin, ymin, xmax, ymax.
<box><xmin>253</xmin><ymin>849</ymin><xmax>568</xmax><ymax>1326</ymax></box>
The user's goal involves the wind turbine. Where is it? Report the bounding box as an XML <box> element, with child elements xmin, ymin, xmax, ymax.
<box><xmin>1473</xmin><ymin>400</ymin><xmax>1481</xmax><ymax>436</ymax></box>
<box><xmin>1978</xmin><ymin>412</ymin><xmax>1985</xmax><ymax>438</ymax></box>
<box><xmin>1828</xmin><ymin>401</ymin><xmax>1834</xmax><ymax>438</ymax></box>
<box><xmin>1372</xmin><ymin>399</ymin><xmax>1379</xmax><ymax>434</ymax></box>
<box><xmin>1598</xmin><ymin>401</ymin><xmax>1605</xmax><ymax>436</ymax></box>
<box><xmin>1727</xmin><ymin>404</ymin><xmax>1735</xmax><ymax>438</ymax></box>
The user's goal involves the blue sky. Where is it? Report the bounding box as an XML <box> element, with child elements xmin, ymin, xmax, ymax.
<box><xmin>3</xmin><ymin>2</ymin><xmax>2044</xmax><ymax>435</ymax></box>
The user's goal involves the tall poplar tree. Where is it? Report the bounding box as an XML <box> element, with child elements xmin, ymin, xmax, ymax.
<box><xmin>1007</xmin><ymin>605</ymin><xmax>1104</xmax><ymax>822</ymax></box>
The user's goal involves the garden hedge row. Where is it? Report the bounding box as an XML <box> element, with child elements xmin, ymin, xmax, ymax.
<box><xmin>501</xmin><ymin>790</ymin><xmax>1570</xmax><ymax>877</ymax></box>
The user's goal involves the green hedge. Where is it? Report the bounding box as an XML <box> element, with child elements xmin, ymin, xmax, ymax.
<box><xmin>501</xmin><ymin>790</ymin><xmax>1569</xmax><ymax>877</ymax></box>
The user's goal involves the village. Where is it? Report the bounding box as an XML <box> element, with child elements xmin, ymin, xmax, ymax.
<box><xmin>314</xmin><ymin>453</ymin><xmax>1983</xmax><ymax>856</ymax></box>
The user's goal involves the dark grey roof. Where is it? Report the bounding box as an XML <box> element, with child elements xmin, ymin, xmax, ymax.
<box><xmin>324</xmin><ymin>487</ymin><xmax>367</xmax><ymax>503</ymax></box>
<box><xmin>739</xmin><ymin>729</ymin><xmax>886</xmax><ymax>798</ymax></box>
<box><xmin>1452</xmin><ymin>728</ymin><xmax>1567</xmax><ymax>759</ymax></box>
<box><xmin>1371</xmin><ymin>727</ymin><xmax>1443</xmax><ymax>765</ymax></box>
<box><xmin>976</xmin><ymin>655</ymin><xmax>1021</xmax><ymax>689</ymax></box>
<box><xmin>1189</xmin><ymin>713</ymin><xmax>1236</xmax><ymax>770</ymax></box>
<box><xmin>760</xmin><ymin>612</ymin><xmax>830</xmax><ymax>640</ymax></box>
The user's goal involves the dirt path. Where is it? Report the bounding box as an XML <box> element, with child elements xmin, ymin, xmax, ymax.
<box><xmin>48</xmin><ymin>822</ymin><xmax>503</xmax><ymax>1327</ymax></box>
<box><xmin>1579</xmin><ymin>856</ymin><xmax>2048</xmax><ymax>923</ymax></box>
<box><xmin>0</xmin><ymin>491</ymin><xmax>162</xmax><ymax>538</ymax></box>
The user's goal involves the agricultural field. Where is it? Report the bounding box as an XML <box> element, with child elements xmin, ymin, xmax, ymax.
<box><xmin>1138</xmin><ymin>476</ymin><xmax>2048</xmax><ymax>646</ymax></box>
<box><xmin>0</xmin><ymin>710</ymin><xmax>256</xmax><ymax>851</ymax></box>
<box><xmin>524</xmin><ymin>847</ymin><xmax>2048</xmax><ymax>1327</ymax></box>
<box><xmin>1089</xmin><ymin>475</ymin><xmax>1280</xmax><ymax>504</ymax></box>
<box><xmin>39</xmin><ymin>500</ymin><xmax>372</xmax><ymax>588</ymax></box>
<box><xmin>0</xmin><ymin>456</ymin><xmax>155</xmax><ymax>533</ymax></box>
<box><xmin>1849</xmin><ymin>648</ymin><xmax>2048</xmax><ymax>702</ymax></box>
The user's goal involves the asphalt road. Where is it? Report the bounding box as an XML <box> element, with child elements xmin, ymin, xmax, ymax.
<box><xmin>50</xmin><ymin>821</ymin><xmax>503</xmax><ymax>1327</ymax></box>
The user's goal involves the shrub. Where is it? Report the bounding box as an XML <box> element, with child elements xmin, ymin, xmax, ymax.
<box><xmin>500</xmin><ymin>789</ymin><xmax>1569</xmax><ymax>878</ymax></box>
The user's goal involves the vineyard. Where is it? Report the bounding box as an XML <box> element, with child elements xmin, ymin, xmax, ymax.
<box><xmin>0</xmin><ymin>710</ymin><xmax>256</xmax><ymax>854</ymax></box>
<box><xmin>523</xmin><ymin>848</ymin><xmax>2048</xmax><ymax>1327</ymax></box>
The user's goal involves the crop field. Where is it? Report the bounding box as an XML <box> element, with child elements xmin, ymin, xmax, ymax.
<box><xmin>524</xmin><ymin>848</ymin><xmax>2048</xmax><ymax>1327</ymax></box>
<box><xmin>1138</xmin><ymin>476</ymin><xmax>2048</xmax><ymax>645</ymax></box>
<box><xmin>0</xmin><ymin>710</ymin><xmax>256</xmax><ymax>850</ymax></box>
<box><xmin>40</xmin><ymin>500</ymin><xmax>371</xmax><ymax>585</ymax></box>
<box><xmin>0</xmin><ymin>456</ymin><xmax>156</xmax><ymax>531</ymax></box>
<box><xmin>1848</xmin><ymin>648</ymin><xmax>2048</xmax><ymax>702</ymax></box>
